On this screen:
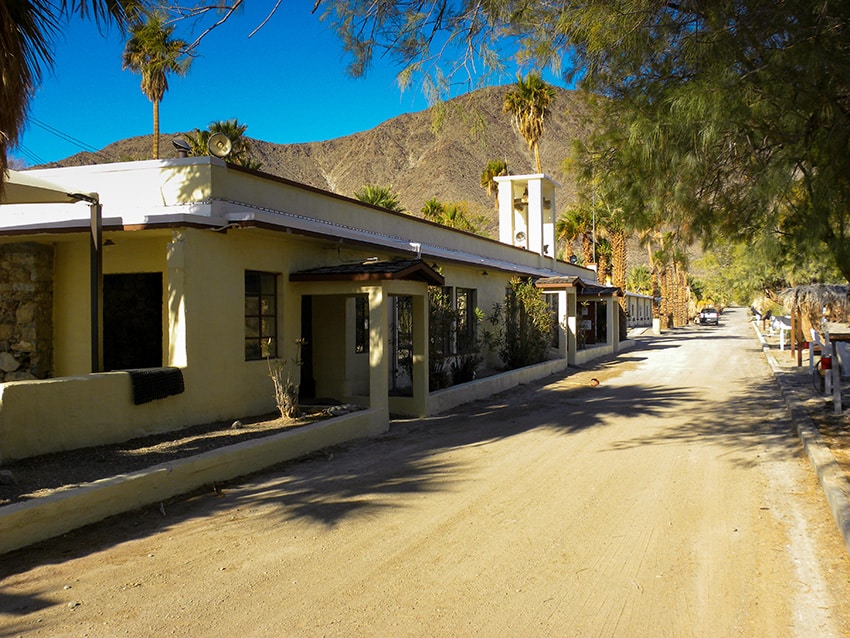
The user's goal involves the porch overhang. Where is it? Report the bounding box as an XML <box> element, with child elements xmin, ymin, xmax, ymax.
<box><xmin>535</xmin><ymin>275</ymin><xmax>583</xmax><ymax>290</ymax></box>
<box><xmin>535</xmin><ymin>275</ymin><xmax>623</xmax><ymax>298</ymax></box>
<box><xmin>578</xmin><ymin>283</ymin><xmax>624</xmax><ymax>298</ymax></box>
<box><xmin>1</xmin><ymin>169</ymin><xmax>94</xmax><ymax>204</ymax></box>
<box><xmin>289</xmin><ymin>258</ymin><xmax>445</xmax><ymax>286</ymax></box>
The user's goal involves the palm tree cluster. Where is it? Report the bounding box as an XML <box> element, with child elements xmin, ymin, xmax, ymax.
<box><xmin>351</xmin><ymin>185</ymin><xmax>485</xmax><ymax>235</ymax></box>
<box><xmin>645</xmin><ymin>231</ymin><xmax>692</xmax><ymax>329</ymax></box>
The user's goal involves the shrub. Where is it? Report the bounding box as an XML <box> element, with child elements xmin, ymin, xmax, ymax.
<box><xmin>267</xmin><ymin>338</ymin><xmax>306</xmax><ymax>419</ymax></box>
<box><xmin>497</xmin><ymin>277</ymin><xmax>555</xmax><ymax>369</ymax></box>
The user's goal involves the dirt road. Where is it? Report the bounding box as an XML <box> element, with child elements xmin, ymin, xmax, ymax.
<box><xmin>2</xmin><ymin>308</ymin><xmax>850</xmax><ymax>637</ymax></box>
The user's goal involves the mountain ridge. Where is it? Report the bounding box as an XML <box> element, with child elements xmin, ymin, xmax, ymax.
<box><xmin>40</xmin><ymin>85</ymin><xmax>593</xmax><ymax>238</ymax></box>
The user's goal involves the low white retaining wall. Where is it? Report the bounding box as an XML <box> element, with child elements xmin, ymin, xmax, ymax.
<box><xmin>0</xmin><ymin>408</ymin><xmax>385</xmax><ymax>554</ymax></box>
<box><xmin>427</xmin><ymin>359</ymin><xmax>569</xmax><ymax>415</ymax></box>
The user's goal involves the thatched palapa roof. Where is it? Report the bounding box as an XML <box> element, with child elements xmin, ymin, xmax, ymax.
<box><xmin>779</xmin><ymin>284</ymin><xmax>850</xmax><ymax>332</ymax></box>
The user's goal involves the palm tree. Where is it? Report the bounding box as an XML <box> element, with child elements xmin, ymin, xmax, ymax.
<box><xmin>421</xmin><ymin>197</ymin><xmax>444</xmax><ymax>221</ymax></box>
<box><xmin>438</xmin><ymin>202</ymin><xmax>482</xmax><ymax>233</ymax></box>
<box><xmin>421</xmin><ymin>198</ymin><xmax>481</xmax><ymax>233</ymax></box>
<box><xmin>183</xmin><ymin>118</ymin><xmax>262</xmax><ymax>168</ymax></box>
<box><xmin>558</xmin><ymin>205</ymin><xmax>595</xmax><ymax>265</ymax></box>
<box><xmin>354</xmin><ymin>184</ymin><xmax>404</xmax><ymax>212</ymax></box>
<box><xmin>480</xmin><ymin>159</ymin><xmax>508</xmax><ymax>207</ymax></box>
<box><xmin>0</xmin><ymin>1</ymin><xmax>140</xmax><ymax>186</ymax></box>
<box><xmin>671</xmin><ymin>248</ymin><xmax>690</xmax><ymax>327</ymax></box>
<box><xmin>627</xmin><ymin>266</ymin><xmax>653</xmax><ymax>295</ymax></box>
<box><xmin>503</xmin><ymin>74</ymin><xmax>556</xmax><ymax>173</ymax></box>
<box><xmin>122</xmin><ymin>12</ymin><xmax>190</xmax><ymax>159</ymax></box>
<box><xmin>555</xmin><ymin>214</ymin><xmax>580</xmax><ymax>262</ymax></box>
<box><xmin>595</xmin><ymin>237</ymin><xmax>612</xmax><ymax>285</ymax></box>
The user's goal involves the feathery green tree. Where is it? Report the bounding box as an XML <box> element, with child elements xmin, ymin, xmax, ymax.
<box><xmin>318</xmin><ymin>0</ymin><xmax>850</xmax><ymax>282</ymax></box>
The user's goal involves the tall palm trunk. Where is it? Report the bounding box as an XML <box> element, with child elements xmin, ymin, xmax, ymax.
<box><xmin>673</xmin><ymin>263</ymin><xmax>682</xmax><ymax>326</ymax></box>
<box><xmin>582</xmin><ymin>235</ymin><xmax>594</xmax><ymax>266</ymax></box>
<box><xmin>152</xmin><ymin>99</ymin><xmax>160</xmax><ymax>159</ymax></box>
<box><xmin>651</xmin><ymin>269</ymin><xmax>661</xmax><ymax>320</ymax></box>
<box><xmin>667</xmin><ymin>262</ymin><xmax>676</xmax><ymax>328</ymax></box>
<box><xmin>611</xmin><ymin>230</ymin><xmax>627</xmax><ymax>307</ymax></box>
<box><xmin>597</xmin><ymin>252</ymin><xmax>609</xmax><ymax>285</ymax></box>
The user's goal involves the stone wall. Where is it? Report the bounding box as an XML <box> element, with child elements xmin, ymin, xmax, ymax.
<box><xmin>0</xmin><ymin>243</ymin><xmax>54</xmax><ymax>381</ymax></box>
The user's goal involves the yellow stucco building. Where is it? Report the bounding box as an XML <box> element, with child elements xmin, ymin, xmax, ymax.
<box><xmin>0</xmin><ymin>159</ymin><xmax>624</xmax><ymax>461</ymax></box>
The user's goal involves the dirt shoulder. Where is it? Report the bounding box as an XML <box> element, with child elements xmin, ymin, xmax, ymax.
<box><xmin>761</xmin><ymin>331</ymin><xmax>850</xmax><ymax>484</ymax></box>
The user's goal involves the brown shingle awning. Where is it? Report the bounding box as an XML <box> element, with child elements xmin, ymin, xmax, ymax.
<box><xmin>290</xmin><ymin>258</ymin><xmax>445</xmax><ymax>286</ymax></box>
<box><xmin>536</xmin><ymin>276</ymin><xmax>623</xmax><ymax>297</ymax></box>
<box><xmin>535</xmin><ymin>276</ymin><xmax>583</xmax><ymax>290</ymax></box>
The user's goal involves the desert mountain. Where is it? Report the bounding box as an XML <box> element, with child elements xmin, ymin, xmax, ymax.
<box><xmin>43</xmin><ymin>85</ymin><xmax>592</xmax><ymax>238</ymax></box>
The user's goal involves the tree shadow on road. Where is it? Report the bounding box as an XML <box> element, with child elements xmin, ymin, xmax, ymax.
<box><xmin>601</xmin><ymin>375</ymin><xmax>802</xmax><ymax>469</ymax></box>
<box><xmin>0</xmin><ymin>338</ymin><xmax>803</xmax><ymax>579</ymax></box>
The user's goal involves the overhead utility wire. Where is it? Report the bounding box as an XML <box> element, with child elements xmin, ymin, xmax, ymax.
<box><xmin>29</xmin><ymin>117</ymin><xmax>115</xmax><ymax>162</ymax></box>
<box><xmin>15</xmin><ymin>144</ymin><xmax>46</xmax><ymax>166</ymax></box>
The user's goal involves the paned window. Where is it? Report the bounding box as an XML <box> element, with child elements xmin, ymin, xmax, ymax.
<box><xmin>355</xmin><ymin>296</ymin><xmax>369</xmax><ymax>353</ymax></box>
<box><xmin>456</xmin><ymin>288</ymin><xmax>477</xmax><ymax>353</ymax></box>
<box><xmin>245</xmin><ymin>271</ymin><xmax>277</xmax><ymax>360</ymax></box>
<box><xmin>547</xmin><ymin>293</ymin><xmax>560</xmax><ymax>348</ymax></box>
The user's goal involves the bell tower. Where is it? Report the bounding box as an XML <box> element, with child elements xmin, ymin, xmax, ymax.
<box><xmin>494</xmin><ymin>174</ymin><xmax>558</xmax><ymax>259</ymax></box>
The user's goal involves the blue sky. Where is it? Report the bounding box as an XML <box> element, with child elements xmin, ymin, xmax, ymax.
<box><xmin>13</xmin><ymin>6</ymin><xmax>558</xmax><ymax>167</ymax></box>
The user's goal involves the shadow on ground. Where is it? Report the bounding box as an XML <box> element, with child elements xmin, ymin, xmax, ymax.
<box><xmin>0</xmin><ymin>330</ymin><xmax>804</xmax><ymax>580</ymax></box>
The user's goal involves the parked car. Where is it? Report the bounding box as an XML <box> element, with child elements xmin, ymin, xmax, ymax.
<box><xmin>699</xmin><ymin>307</ymin><xmax>719</xmax><ymax>325</ymax></box>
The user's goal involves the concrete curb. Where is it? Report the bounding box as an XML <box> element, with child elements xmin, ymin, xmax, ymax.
<box><xmin>754</xmin><ymin>322</ymin><xmax>850</xmax><ymax>557</ymax></box>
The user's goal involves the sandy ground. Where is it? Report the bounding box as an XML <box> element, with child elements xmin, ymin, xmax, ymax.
<box><xmin>2</xmin><ymin>307</ymin><xmax>850</xmax><ymax>637</ymax></box>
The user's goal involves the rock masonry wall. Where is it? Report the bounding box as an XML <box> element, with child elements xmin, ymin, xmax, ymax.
<box><xmin>0</xmin><ymin>243</ymin><xmax>54</xmax><ymax>381</ymax></box>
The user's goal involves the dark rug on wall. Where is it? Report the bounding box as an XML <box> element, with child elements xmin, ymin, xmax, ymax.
<box><xmin>126</xmin><ymin>367</ymin><xmax>185</xmax><ymax>405</ymax></box>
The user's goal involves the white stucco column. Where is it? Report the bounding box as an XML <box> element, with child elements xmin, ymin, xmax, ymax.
<box><xmin>166</xmin><ymin>230</ymin><xmax>188</xmax><ymax>367</ymax></box>
<box><xmin>607</xmin><ymin>296</ymin><xmax>618</xmax><ymax>350</ymax></box>
<box><xmin>555</xmin><ymin>290</ymin><xmax>568</xmax><ymax>360</ymax></box>
<box><xmin>368</xmin><ymin>285</ymin><xmax>389</xmax><ymax>414</ymax></box>
<box><xmin>410</xmin><ymin>293</ymin><xmax>428</xmax><ymax>416</ymax></box>
<box><xmin>542</xmin><ymin>181</ymin><xmax>556</xmax><ymax>260</ymax></box>
<box><xmin>527</xmin><ymin>177</ymin><xmax>543</xmax><ymax>255</ymax></box>
<box><xmin>497</xmin><ymin>179</ymin><xmax>515</xmax><ymax>245</ymax></box>
<box><xmin>566</xmin><ymin>290</ymin><xmax>578</xmax><ymax>366</ymax></box>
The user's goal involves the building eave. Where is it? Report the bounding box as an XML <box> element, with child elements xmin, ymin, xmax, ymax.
<box><xmin>290</xmin><ymin>259</ymin><xmax>445</xmax><ymax>286</ymax></box>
